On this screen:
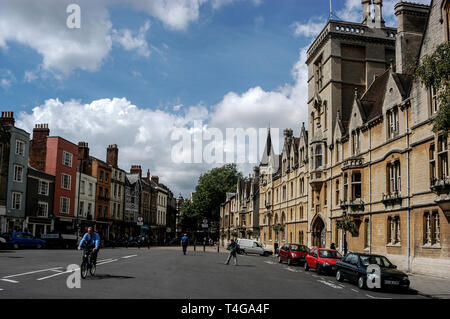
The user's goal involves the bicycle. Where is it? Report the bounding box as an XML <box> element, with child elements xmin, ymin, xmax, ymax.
<box><xmin>80</xmin><ymin>247</ymin><xmax>96</xmax><ymax>279</ymax></box>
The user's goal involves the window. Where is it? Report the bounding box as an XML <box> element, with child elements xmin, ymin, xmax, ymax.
<box><xmin>282</xmin><ymin>185</ymin><xmax>286</xmax><ymax>201</ymax></box>
<box><xmin>89</xmin><ymin>183</ymin><xmax>93</xmax><ymax>196</ymax></box>
<box><xmin>335</xmin><ymin>180</ymin><xmax>340</xmax><ymax>205</ymax></box>
<box><xmin>387</xmin><ymin>161</ymin><xmax>401</xmax><ymax>194</ymax></box>
<box><xmin>61</xmin><ymin>174</ymin><xmax>71</xmax><ymax>190</ymax></box>
<box><xmin>324</xmin><ymin>183</ymin><xmax>327</xmax><ymax>206</ymax></box>
<box><xmin>78</xmin><ymin>201</ymin><xmax>84</xmax><ymax>217</ymax></box>
<box><xmin>60</xmin><ymin>197</ymin><xmax>70</xmax><ymax>214</ymax></box>
<box><xmin>113</xmin><ymin>203</ymin><xmax>117</xmax><ymax>218</ymax></box>
<box><xmin>364</xmin><ymin>219</ymin><xmax>370</xmax><ymax>249</ymax></box>
<box><xmin>37</xmin><ymin>202</ymin><xmax>48</xmax><ymax>217</ymax></box>
<box><xmin>105</xmin><ymin>172</ymin><xmax>109</xmax><ymax>182</ymax></box>
<box><xmin>87</xmin><ymin>203</ymin><xmax>92</xmax><ymax>218</ymax></box>
<box><xmin>387</xmin><ymin>216</ymin><xmax>400</xmax><ymax>245</ymax></box>
<box><xmin>104</xmin><ymin>206</ymin><xmax>108</xmax><ymax>218</ymax></box>
<box><xmin>352</xmin><ymin>130</ymin><xmax>360</xmax><ymax>155</ymax></box>
<box><xmin>98</xmin><ymin>205</ymin><xmax>102</xmax><ymax>218</ymax></box>
<box><xmin>430</xmin><ymin>143</ymin><xmax>436</xmax><ymax>185</ymax></box>
<box><xmin>430</xmin><ymin>86</ymin><xmax>439</xmax><ymax>114</ymax></box>
<box><xmin>315</xmin><ymin>145</ymin><xmax>323</xmax><ymax>169</ymax></box>
<box><xmin>13</xmin><ymin>165</ymin><xmax>24</xmax><ymax>182</ymax></box>
<box><xmin>387</xmin><ymin>108</ymin><xmax>399</xmax><ymax>139</ymax></box>
<box><xmin>299</xmin><ymin>205</ymin><xmax>304</xmax><ymax>220</ymax></box>
<box><xmin>12</xmin><ymin>192</ymin><xmax>22</xmax><ymax>210</ymax></box>
<box><xmin>80</xmin><ymin>180</ymin><xmax>85</xmax><ymax>194</ymax></box>
<box><xmin>114</xmin><ymin>184</ymin><xmax>118</xmax><ymax>197</ymax></box>
<box><xmin>314</xmin><ymin>56</ymin><xmax>324</xmax><ymax>91</ymax></box>
<box><xmin>104</xmin><ymin>188</ymin><xmax>108</xmax><ymax>199</ymax></box>
<box><xmin>62</xmin><ymin>151</ymin><xmax>73</xmax><ymax>167</ymax></box>
<box><xmin>99</xmin><ymin>170</ymin><xmax>103</xmax><ymax>181</ymax></box>
<box><xmin>299</xmin><ymin>231</ymin><xmax>304</xmax><ymax>245</ymax></box>
<box><xmin>290</xmin><ymin>182</ymin><xmax>293</xmax><ymax>199</ymax></box>
<box><xmin>351</xmin><ymin>171</ymin><xmax>362</xmax><ymax>200</ymax></box>
<box><xmin>15</xmin><ymin>140</ymin><xmax>25</xmax><ymax>156</ymax></box>
<box><xmin>437</xmin><ymin>135</ymin><xmax>448</xmax><ymax>180</ymax></box>
<box><xmin>424</xmin><ymin>211</ymin><xmax>441</xmax><ymax>246</ymax></box>
<box><xmin>343</xmin><ymin>173</ymin><xmax>348</xmax><ymax>202</ymax></box>
<box><xmin>38</xmin><ymin>180</ymin><xmax>49</xmax><ymax>195</ymax></box>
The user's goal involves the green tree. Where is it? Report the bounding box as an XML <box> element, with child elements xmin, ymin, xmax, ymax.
<box><xmin>190</xmin><ymin>164</ymin><xmax>242</xmax><ymax>233</ymax></box>
<box><xmin>336</xmin><ymin>216</ymin><xmax>358</xmax><ymax>255</ymax></box>
<box><xmin>415</xmin><ymin>42</ymin><xmax>450</xmax><ymax>137</ymax></box>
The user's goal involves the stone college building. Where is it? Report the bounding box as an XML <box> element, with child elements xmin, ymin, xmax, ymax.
<box><xmin>220</xmin><ymin>0</ymin><xmax>450</xmax><ymax>277</ymax></box>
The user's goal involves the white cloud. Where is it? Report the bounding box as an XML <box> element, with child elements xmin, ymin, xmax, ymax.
<box><xmin>0</xmin><ymin>69</ymin><xmax>16</xmax><ymax>89</ymax></box>
<box><xmin>211</xmin><ymin>0</ymin><xmax>262</xmax><ymax>10</ymax></box>
<box><xmin>293</xmin><ymin>18</ymin><xmax>327</xmax><ymax>38</ymax></box>
<box><xmin>112</xmin><ymin>21</ymin><xmax>151</xmax><ymax>57</ymax></box>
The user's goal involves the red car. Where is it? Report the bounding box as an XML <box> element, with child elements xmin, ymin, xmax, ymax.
<box><xmin>278</xmin><ymin>243</ymin><xmax>309</xmax><ymax>265</ymax></box>
<box><xmin>304</xmin><ymin>248</ymin><xmax>342</xmax><ymax>274</ymax></box>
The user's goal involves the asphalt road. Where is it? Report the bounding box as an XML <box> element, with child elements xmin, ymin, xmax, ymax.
<box><xmin>0</xmin><ymin>247</ymin><xmax>428</xmax><ymax>299</ymax></box>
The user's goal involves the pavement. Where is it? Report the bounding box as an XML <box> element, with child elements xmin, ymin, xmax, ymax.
<box><xmin>0</xmin><ymin>246</ymin><xmax>447</xmax><ymax>299</ymax></box>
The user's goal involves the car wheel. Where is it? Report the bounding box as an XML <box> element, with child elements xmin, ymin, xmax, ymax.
<box><xmin>36</xmin><ymin>244</ymin><xmax>42</xmax><ymax>249</ymax></box>
<box><xmin>278</xmin><ymin>256</ymin><xmax>282</xmax><ymax>263</ymax></box>
<box><xmin>336</xmin><ymin>270</ymin><xmax>344</xmax><ymax>282</ymax></box>
<box><xmin>304</xmin><ymin>261</ymin><xmax>309</xmax><ymax>271</ymax></box>
<box><xmin>317</xmin><ymin>264</ymin><xmax>322</xmax><ymax>275</ymax></box>
<box><xmin>357</xmin><ymin>276</ymin><xmax>366</xmax><ymax>290</ymax></box>
<box><xmin>13</xmin><ymin>243</ymin><xmax>19</xmax><ymax>250</ymax></box>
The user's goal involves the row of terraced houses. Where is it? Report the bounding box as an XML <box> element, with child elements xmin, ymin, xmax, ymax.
<box><xmin>0</xmin><ymin>116</ymin><xmax>179</xmax><ymax>242</ymax></box>
<box><xmin>220</xmin><ymin>0</ymin><xmax>450</xmax><ymax>277</ymax></box>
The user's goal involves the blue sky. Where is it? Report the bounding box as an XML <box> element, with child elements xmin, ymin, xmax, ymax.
<box><xmin>0</xmin><ymin>0</ymin><xmax>430</xmax><ymax>195</ymax></box>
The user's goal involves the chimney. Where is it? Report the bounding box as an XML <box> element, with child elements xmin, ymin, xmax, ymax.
<box><xmin>362</xmin><ymin>0</ymin><xmax>384</xmax><ymax>28</ymax></box>
<box><xmin>0</xmin><ymin>111</ymin><xmax>15</xmax><ymax>126</ymax></box>
<box><xmin>151</xmin><ymin>175</ymin><xmax>159</xmax><ymax>185</ymax></box>
<box><xmin>361</xmin><ymin>0</ymin><xmax>371</xmax><ymax>24</ymax></box>
<box><xmin>130</xmin><ymin>165</ymin><xmax>142</xmax><ymax>178</ymax></box>
<box><xmin>77</xmin><ymin>142</ymin><xmax>90</xmax><ymax>172</ymax></box>
<box><xmin>106</xmin><ymin>144</ymin><xmax>118</xmax><ymax>167</ymax></box>
<box><xmin>395</xmin><ymin>1</ymin><xmax>430</xmax><ymax>74</ymax></box>
<box><xmin>29</xmin><ymin>124</ymin><xmax>50</xmax><ymax>171</ymax></box>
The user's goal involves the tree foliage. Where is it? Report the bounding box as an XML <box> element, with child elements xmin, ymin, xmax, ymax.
<box><xmin>336</xmin><ymin>216</ymin><xmax>358</xmax><ymax>236</ymax></box>
<box><xmin>180</xmin><ymin>164</ymin><xmax>242</xmax><ymax>232</ymax></box>
<box><xmin>415</xmin><ymin>42</ymin><xmax>450</xmax><ymax>136</ymax></box>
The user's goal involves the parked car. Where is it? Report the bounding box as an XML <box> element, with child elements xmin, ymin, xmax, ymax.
<box><xmin>0</xmin><ymin>235</ymin><xmax>8</xmax><ymax>249</ymax></box>
<box><xmin>278</xmin><ymin>243</ymin><xmax>309</xmax><ymax>265</ymax></box>
<box><xmin>304</xmin><ymin>248</ymin><xmax>342</xmax><ymax>274</ymax></box>
<box><xmin>236</xmin><ymin>238</ymin><xmax>273</xmax><ymax>256</ymax></box>
<box><xmin>1</xmin><ymin>232</ymin><xmax>46</xmax><ymax>249</ymax></box>
<box><xmin>41</xmin><ymin>233</ymin><xmax>77</xmax><ymax>249</ymax></box>
<box><xmin>335</xmin><ymin>252</ymin><xmax>410</xmax><ymax>290</ymax></box>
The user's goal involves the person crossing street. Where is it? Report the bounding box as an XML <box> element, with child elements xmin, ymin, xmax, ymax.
<box><xmin>181</xmin><ymin>233</ymin><xmax>189</xmax><ymax>255</ymax></box>
<box><xmin>225</xmin><ymin>239</ymin><xmax>238</xmax><ymax>266</ymax></box>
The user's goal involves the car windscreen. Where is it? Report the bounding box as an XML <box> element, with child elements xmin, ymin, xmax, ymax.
<box><xmin>360</xmin><ymin>255</ymin><xmax>394</xmax><ymax>268</ymax></box>
<box><xmin>319</xmin><ymin>250</ymin><xmax>342</xmax><ymax>259</ymax></box>
<box><xmin>290</xmin><ymin>245</ymin><xmax>305</xmax><ymax>251</ymax></box>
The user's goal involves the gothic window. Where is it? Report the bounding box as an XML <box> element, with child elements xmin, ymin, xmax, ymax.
<box><xmin>314</xmin><ymin>55</ymin><xmax>324</xmax><ymax>92</ymax></box>
<box><xmin>387</xmin><ymin>160</ymin><xmax>401</xmax><ymax>194</ymax></box>
<box><xmin>437</xmin><ymin>135</ymin><xmax>448</xmax><ymax>180</ymax></box>
<box><xmin>387</xmin><ymin>107</ymin><xmax>399</xmax><ymax>139</ymax></box>
<box><xmin>351</xmin><ymin>171</ymin><xmax>362</xmax><ymax>200</ymax></box>
<box><xmin>387</xmin><ymin>216</ymin><xmax>401</xmax><ymax>245</ymax></box>
<box><xmin>335</xmin><ymin>180</ymin><xmax>340</xmax><ymax>205</ymax></box>
<box><xmin>430</xmin><ymin>143</ymin><xmax>436</xmax><ymax>186</ymax></box>
<box><xmin>343</xmin><ymin>173</ymin><xmax>348</xmax><ymax>202</ymax></box>
<box><xmin>352</xmin><ymin>130</ymin><xmax>360</xmax><ymax>155</ymax></box>
<box><xmin>424</xmin><ymin>211</ymin><xmax>441</xmax><ymax>247</ymax></box>
<box><xmin>430</xmin><ymin>86</ymin><xmax>439</xmax><ymax>115</ymax></box>
<box><xmin>315</xmin><ymin>145</ymin><xmax>323</xmax><ymax>169</ymax></box>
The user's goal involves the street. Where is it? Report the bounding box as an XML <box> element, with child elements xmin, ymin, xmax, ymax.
<box><xmin>0</xmin><ymin>247</ymin><xmax>428</xmax><ymax>299</ymax></box>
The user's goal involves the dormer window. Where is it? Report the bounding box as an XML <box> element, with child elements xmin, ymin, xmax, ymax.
<box><xmin>387</xmin><ymin>107</ymin><xmax>399</xmax><ymax>139</ymax></box>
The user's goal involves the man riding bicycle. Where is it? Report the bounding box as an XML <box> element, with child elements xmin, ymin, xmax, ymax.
<box><xmin>77</xmin><ymin>227</ymin><xmax>101</xmax><ymax>265</ymax></box>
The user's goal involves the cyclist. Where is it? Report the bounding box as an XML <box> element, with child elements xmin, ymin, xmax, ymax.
<box><xmin>77</xmin><ymin>227</ymin><xmax>101</xmax><ymax>265</ymax></box>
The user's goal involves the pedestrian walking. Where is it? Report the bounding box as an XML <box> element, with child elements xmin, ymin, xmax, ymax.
<box><xmin>181</xmin><ymin>233</ymin><xmax>189</xmax><ymax>255</ymax></box>
<box><xmin>225</xmin><ymin>239</ymin><xmax>238</xmax><ymax>266</ymax></box>
<box><xmin>330</xmin><ymin>242</ymin><xmax>336</xmax><ymax>250</ymax></box>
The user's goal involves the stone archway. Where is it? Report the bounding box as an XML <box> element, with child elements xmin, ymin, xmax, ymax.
<box><xmin>311</xmin><ymin>215</ymin><xmax>326</xmax><ymax>248</ymax></box>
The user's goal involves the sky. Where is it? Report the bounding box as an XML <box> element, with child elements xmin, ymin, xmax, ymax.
<box><xmin>0</xmin><ymin>0</ymin><xmax>431</xmax><ymax>197</ymax></box>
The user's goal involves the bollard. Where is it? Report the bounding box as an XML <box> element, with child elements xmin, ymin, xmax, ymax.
<box><xmin>203</xmin><ymin>242</ymin><xmax>206</xmax><ymax>252</ymax></box>
<box><xmin>217</xmin><ymin>244</ymin><xmax>219</xmax><ymax>253</ymax></box>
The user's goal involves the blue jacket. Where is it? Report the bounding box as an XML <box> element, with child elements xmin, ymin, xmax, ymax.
<box><xmin>79</xmin><ymin>232</ymin><xmax>100</xmax><ymax>249</ymax></box>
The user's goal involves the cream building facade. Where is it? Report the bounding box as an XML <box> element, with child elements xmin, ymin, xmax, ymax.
<box><xmin>220</xmin><ymin>0</ymin><xmax>450</xmax><ymax>277</ymax></box>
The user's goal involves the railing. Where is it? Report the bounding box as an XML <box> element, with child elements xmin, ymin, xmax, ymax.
<box><xmin>430</xmin><ymin>177</ymin><xmax>450</xmax><ymax>194</ymax></box>
<box><xmin>340</xmin><ymin>198</ymin><xmax>364</xmax><ymax>213</ymax></box>
<box><xmin>382</xmin><ymin>191</ymin><xmax>402</xmax><ymax>206</ymax></box>
<box><xmin>342</xmin><ymin>156</ymin><xmax>364</xmax><ymax>169</ymax></box>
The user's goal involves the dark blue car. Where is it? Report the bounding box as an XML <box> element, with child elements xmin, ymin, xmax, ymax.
<box><xmin>1</xmin><ymin>232</ymin><xmax>46</xmax><ymax>249</ymax></box>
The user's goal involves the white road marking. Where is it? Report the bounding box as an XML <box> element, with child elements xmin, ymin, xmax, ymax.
<box><xmin>97</xmin><ymin>258</ymin><xmax>113</xmax><ymax>263</ymax></box>
<box><xmin>0</xmin><ymin>278</ymin><xmax>19</xmax><ymax>283</ymax></box>
<box><xmin>37</xmin><ymin>269</ymin><xmax>78</xmax><ymax>281</ymax></box>
<box><xmin>121</xmin><ymin>255</ymin><xmax>137</xmax><ymax>259</ymax></box>
<box><xmin>0</xmin><ymin>288</ymin><xmax>3</xmax><ymax>291</ymax></box>
<box><xmin>96</xmin><ymin>258</ymin><xmax>118</xmax><ymax>265</ymax></box>
<box><xmin>351</xmin><ymin>288</ymin><xmax>359</xmax><ymax>293</ymax></box>
<box><xmin>264</xmin><ymin>261</ymin><xmax>276</xmax><ymax>265</ymax></box>
<box><xmin>3</xmin><ymin>267</ymin><xmax>63</xmax><ymax>279</ymax></box>
<box><xmin>317</xmin><ymin>280</ymin><xmax>343</xmax><ymax>289</ymax></box>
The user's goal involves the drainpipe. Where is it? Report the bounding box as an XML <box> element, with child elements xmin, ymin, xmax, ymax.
<box><xmin>406</xmin><ymin>104</ymin><xmax>411</xmax><ymax>273</ymax></box>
